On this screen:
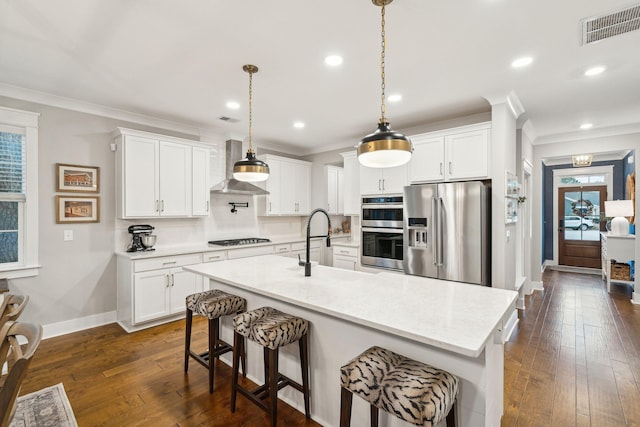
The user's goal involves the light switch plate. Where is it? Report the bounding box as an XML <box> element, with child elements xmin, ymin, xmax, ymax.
<box><xmin>63</xmin><ymin>230</ymin><xmax>73</xmax><ymax>241</ymax></box>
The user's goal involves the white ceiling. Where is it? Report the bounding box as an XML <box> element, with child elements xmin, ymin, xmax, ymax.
<box><xmin>1</xmin><ymin>0</ymin><xmax>639</xmax><ymax>155</ymax></box>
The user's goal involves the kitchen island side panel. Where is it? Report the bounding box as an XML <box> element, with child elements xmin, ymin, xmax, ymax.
<box><xmin>207</xmin><ymin>278</ymin><xmax>504</xmax><ymax>427</ymax></box>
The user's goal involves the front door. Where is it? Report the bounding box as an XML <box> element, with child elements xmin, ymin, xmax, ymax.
<box><xmin>558</xmin><ymin>186</ymin><xmax>606</xmax><ymax>268</ymax></box>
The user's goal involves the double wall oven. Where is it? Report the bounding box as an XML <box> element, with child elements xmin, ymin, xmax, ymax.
<box><xmin>361</xmin><ymin>195</ymin><xmax>403</xmax><ymax>270</ymax></box>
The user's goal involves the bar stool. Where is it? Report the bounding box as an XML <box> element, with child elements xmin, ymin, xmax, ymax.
<box><xmin>340</xmin><ymin>346</ymin><xmax>458</xmax><ymax>427</ymax></box>
<box><xmin>230</xmin><ymin>307</ymin><xmax>310</xmax><ymax>427</ymax></box>
<box><xmin>184</xmin><ymin>289</ymin><xmax>246</xmax><ymax>393</ymax></box>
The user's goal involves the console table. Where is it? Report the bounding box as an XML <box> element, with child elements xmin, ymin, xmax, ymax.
<box><xmin>601</xmin><ymin>232</ymin><xmax>637</xmax><ymax>303</ymax></box>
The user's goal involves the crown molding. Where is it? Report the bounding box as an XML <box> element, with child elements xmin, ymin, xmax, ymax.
<box><xmin>0</xmin><ymin>83</ymin><xmax>202</xmax><ymax>136</ymax></box>
<box><xmin>483</xmin><ymin>90</ymin><xmax>525</xmax><ymax>119</ymax></box>
<box><xmin>533</xmin><ymin>123</ymin><xmax>640</xmax><ymax>145</ymax></box>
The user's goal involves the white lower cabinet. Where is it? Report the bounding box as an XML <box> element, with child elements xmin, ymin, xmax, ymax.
<box><xmin>290</xmin><ymin>241</ymin><xmax>321</xmax><ymax>264</ymax></box>
<box><xmin>332</xmin><ymin>245</ymin><xmax>359</xmax><ymax>271</ymax></box>
<box><xmin>133</xmin><ymin>267</ymin><xmax>201</xmax><ymax>324</ymax></box>
<box><xmin>117</xmin><ymin>253</ymin><xmax>204</xmax><ymax>332</ymax></box>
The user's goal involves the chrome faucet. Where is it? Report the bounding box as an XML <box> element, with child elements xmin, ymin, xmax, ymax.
<box><xmin>299</xmin><ymin>208</ymin><xmax>332</xmax><ymax>276</ymax></box>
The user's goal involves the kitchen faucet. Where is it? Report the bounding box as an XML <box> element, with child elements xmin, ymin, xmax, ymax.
<box><xmin>299</xmin><ymin>208</ymin><xmax>332</xmax><ymax>276</ymax></box>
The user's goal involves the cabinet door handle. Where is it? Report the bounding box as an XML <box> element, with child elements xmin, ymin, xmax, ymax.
<box><xmin>166</xmin><ymin>274</ymin><xmax>170</xmax><ymax>288</ymax></box>
<box><xmin>449</xmin><ymin>162</ymin><xmax>452</xmax><ymax>175</ymax></box>
<box><xmin>162</xmin><ymin>261</ymin><xmax>177</xmax><ymax>266</ymax></box>
<box><xmin>206</xmin><ymin>201</ymin><xmax>210</xmax><ymax>212</ymax></box>
<box><xmin>440</xmin><ymin>163</ymin><xmax>443</xmax><ymax>176</ymax></box>
<box><xmin>378</xmin><ymin>179</ymin><xmax>382</xmax><ymax>191</ymax></box>
<box><xmin>269</xmin><ymin>202</ymin><xmax>272</xmax><ymax>212</ymax></box>
<box><xmin>161</xmin><ymin>200</ymin><xmax>165</xmax><ymax>212</ymax></box>
<box><xmin>155</xmin><ymin>200</ymin><xmax>159</xmax><ymax>212</ymax></box>
<box><xmin>339</xmin><ymin>250</ymin><xmax>350</xmax><ymax>254</ymax></box>
<box><xmin>382</xmin><ymin>179</ymin><xmax>385</xmax><ymax>191</ymax></box>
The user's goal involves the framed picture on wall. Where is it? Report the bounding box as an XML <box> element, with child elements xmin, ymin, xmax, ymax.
<box><xmin>56</xmin><ymin>196</ymin><xmax>100</xmax><ymax>223</ymax></box>
<box><xmin>56</xmin><ymin>163</ymin><xmax>100</xmax><ymax>193</ymax></box>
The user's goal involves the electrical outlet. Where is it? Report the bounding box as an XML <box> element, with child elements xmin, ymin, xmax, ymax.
<box><xmin>63</xmin><ymin>230</ymin><xmax>73</xmax><ymax>241</ymax></box>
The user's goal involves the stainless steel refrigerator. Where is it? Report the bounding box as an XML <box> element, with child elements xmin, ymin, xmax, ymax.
<box><xmin>403</xmin><ymin>181</ymin><xmax>491</xmax><ymax>286</ymax></box>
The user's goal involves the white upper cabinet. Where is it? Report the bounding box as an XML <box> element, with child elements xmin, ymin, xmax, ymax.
<box><xmin>257</xmin><ymin>154</ymin><xmax>312</xmax><ymax>216</ymax></box>
<box><xmin>408</xmin><ymin>135</ymin><xmax>446</xmax><ymax>182</ymax></box>
<box><xmin>409</xmin><ymin>122</ymin><xmax>491</xmax><ymax>183</ymax></box>
<box><xmin>191</xmin><ymin>146</ymin><xmax>211</xmax><ymax>216</ymax></box>
<box><xmin>114</xmin><ymin>128</ymin><xmax>211</xmax><ymax>218</ymax></box>
<box><xmin>340</xmin><ymin>151</ymin><xmax>360</xmax><ymax>215</ymax></box>
<box><xmin>326</xmin><ymin>165</ymin><xmax>344</xmax><ymax>215</ymax></box>
<box><xmin>360</xmin><ymin>163</ymin><xmax>408</xmax><ymax>195</ymax></box>
<box><xmin>158</xmin><ymin>141</ymin><xmax>191</xmax><ymax>216</ymax></box>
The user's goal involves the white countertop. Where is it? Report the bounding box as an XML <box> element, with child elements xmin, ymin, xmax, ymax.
<box><xmin>601</xmin><ymin>232</ymin><xmax>636</xmax><ymax>239</ymax></box>
<box><xmin>115</xmin><ymin>236</ymin><xmax>332</xmax><ymax>259</ymax></box>
<box><xmin>185</xmin><ymin>255</ymin><xmax>517</xmax><ymax>358</ymax></box>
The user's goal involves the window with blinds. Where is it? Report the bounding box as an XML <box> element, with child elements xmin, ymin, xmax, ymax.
<box><xmin>0</xmin><ymin>128</ymin><xmax>25</xmax><ymax>264</ymax></box>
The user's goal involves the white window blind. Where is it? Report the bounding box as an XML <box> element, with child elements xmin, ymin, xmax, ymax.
<box><xmin>0</xmin><ymin>126</ymin><xmax>26</xmax><ymax>202</ymax></box>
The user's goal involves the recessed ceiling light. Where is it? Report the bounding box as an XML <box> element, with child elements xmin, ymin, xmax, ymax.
<box><xmin>293</xmin><ymin>121</ymin><xmax>305</xmax><ymax>129</ymax></box>
<box><xmin>226</xmin><ymin>101</ymin><xmax>240</xmax><ymax>110</ymax></box>
<box><xmin>511</xmin><ymin>56</ymin><xmax>533</xmax><ymax>68</ymax></box>
<box><xmin>324</xmin><ymin>55</ymin><xmax>343</xmax><ymax>67</ymax></box>
<box><xmin>580</xmin><ymin>123</ymin><xmax>593</xmax><ymax>130</ymax></box>
<box><xmin>387</xmin><ymin>94</ymin><xmax>402</xmax><ymax>102</ymax></box>
<box><xmin>584</xmin><ymin>66</ymin><xmax>605</xmax><ymax>76</ymax></box>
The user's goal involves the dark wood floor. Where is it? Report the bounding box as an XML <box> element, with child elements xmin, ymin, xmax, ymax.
<box><xmin>503</xmin><ymin>270</ymin><xmax>640</xmax><ymax>426</ymax></box>
<box><xmin>17</xmin><ymin>270</ymin><xmax>640</xmax><ymax>426</ymax></box>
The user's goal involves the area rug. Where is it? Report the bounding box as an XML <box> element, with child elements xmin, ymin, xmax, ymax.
<box><xmin>9</xmin><ymin>383</ymin><xmax>78</xmax><ymax>427</ymax></box>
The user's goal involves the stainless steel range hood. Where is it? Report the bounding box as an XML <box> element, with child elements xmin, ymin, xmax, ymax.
<box><xmin>210</xmin><ymin>140</ymin><xmax>269</xmax><ymax>195</ymax></box>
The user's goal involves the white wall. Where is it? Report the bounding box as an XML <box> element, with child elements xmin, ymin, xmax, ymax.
<box><xmin>489</xmin><ymin>102</ymin><xmax>518</xmax><ymax>290</ymax></box>
<box><xmin>0</xmin><ymin>96</ymin><xmax>309</xmax><ymax>331</ymax></box>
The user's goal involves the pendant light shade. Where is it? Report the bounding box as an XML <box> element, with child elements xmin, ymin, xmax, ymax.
<box><xmin>358</xmin><ymin>121</ymin><xmax>413</xmax><ymax>168</ymax></box>
<box><xmin>233</xmin><ymin>150</ymin><xmax>270</xmax><ymax>182</ymax></box>
<box><xmin>357</xmin><ymin>0</ymin><xmax>412</xmax><ymax>168</ymax></box>
<box><xmin>233</xmin><ymin>64</ymin><xmax>269</xmax><ymax>182</ymax></box>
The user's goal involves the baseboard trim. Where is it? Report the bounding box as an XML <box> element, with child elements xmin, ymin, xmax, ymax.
<box><xmin>43</xmin><ymin>311</ymin><xmax>117</xmax><ymax>340</ymax></box>
<box><xmin>527</xmin><ymin>280</ymin><xmax>544</xmax><ymax>295</ymax></box>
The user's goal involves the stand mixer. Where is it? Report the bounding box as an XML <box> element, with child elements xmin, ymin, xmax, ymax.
<box><xmin>127</xmin><ymin>225</ymin><xmax>156</xmax><ymax>252</ymax></box>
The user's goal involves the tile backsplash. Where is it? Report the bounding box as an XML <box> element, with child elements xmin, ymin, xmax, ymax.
<box><xmin>114</xmin><ymin>193</ymin><xmax>307</xmax><ymax>251</ymax></box>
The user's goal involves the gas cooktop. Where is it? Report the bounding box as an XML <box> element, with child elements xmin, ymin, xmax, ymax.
<box><xmin>208</xmin><ymin>238</ymin><xmax>272</xmax><ymax>246</ymax></box>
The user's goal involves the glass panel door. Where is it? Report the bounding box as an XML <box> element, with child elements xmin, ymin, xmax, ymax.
<box><xmin>558</xmin><ymin>186</ymin><xmax>606</xmax><ymax>268</ymax></box>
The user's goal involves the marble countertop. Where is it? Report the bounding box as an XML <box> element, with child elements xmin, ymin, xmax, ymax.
<box><xmin>185</xmin><ymin>255</ymin><xmax>517</xmax><ymax>358</ymax></box>
<box><xmin>115</xmin><ymin>236</ymin><xmax>335</xmax><ymax>259</ymax></box>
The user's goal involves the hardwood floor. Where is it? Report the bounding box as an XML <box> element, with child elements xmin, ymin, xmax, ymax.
<box><xmin>17</xmin><ymin>270</ymin><xmax>640</xmax><ymax>426</ymax></box>
<box><xmin>503</xmin><ymin>270</ymin><xmax>640</xmax><ymax>427</ymax></box>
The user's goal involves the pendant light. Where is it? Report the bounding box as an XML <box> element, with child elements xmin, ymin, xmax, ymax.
<box><xmin>233</xmin><ymin>64</ymin><xmax>270</xmax><ymax>182</ymax></box>
<box><xmin>357</xmin><ymin>0</ymin><xmax>412</xmax><ymax>168</ymax></box>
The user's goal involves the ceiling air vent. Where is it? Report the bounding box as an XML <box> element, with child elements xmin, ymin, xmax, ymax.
<box><xmin>217</xmin><ymin>116</ymin><xmax>240</xmax><ymax>123</ymax></box>
<box><xmin>581</xmin><ymin>4</ymin><xmax>640</xmax><ymax>45</ymax></box>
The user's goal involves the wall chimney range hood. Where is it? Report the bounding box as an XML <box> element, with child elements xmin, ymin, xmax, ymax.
<box><xmin>210</xmin><ymin>140</ymin><xmax>269</xmax><ymax>195</ymax></box>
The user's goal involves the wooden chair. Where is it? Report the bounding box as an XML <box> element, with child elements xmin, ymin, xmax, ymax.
<box><xmin>0</xmin><ymin>294</ymin><xmax>29</xmax><ymax>326</ymax></box>
<box><xmin>0</xmin><ymin>321</ymin><xmax>43</xmax><ymax>427</ymax></box>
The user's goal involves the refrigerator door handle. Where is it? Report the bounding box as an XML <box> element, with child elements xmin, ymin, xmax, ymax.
<box><xmin>437</xmin><ymin>197</ymin><xmax>445</xmax><ymax>267</ymax></box>
<box><xmin>432</xmin><ymin>197</ymin><xmax>439</xmax><ymax>266</ymax></box>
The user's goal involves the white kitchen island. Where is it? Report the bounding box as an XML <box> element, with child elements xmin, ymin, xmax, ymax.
<box><xmin>185</xmin><ymin>255</ymin><xmax>517</xmax><ymax>427</ymax></box>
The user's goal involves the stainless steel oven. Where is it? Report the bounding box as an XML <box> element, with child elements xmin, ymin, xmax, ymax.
<box><xmin>361</xmin><ymin>195</ymin><xmax>403</xmax><ymax>270</ymax></box>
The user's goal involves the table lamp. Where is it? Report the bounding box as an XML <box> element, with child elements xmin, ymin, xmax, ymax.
<box><xmin>605</xmin><ymin>200</ymin><xmax>634</xmax><ymax>236</ymax></box>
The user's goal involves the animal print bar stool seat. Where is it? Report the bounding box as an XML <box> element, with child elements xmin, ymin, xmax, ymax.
<box><xmin>184</xmin><ymin>289</ymin><xmax>246</xmax><ymax>393</ymax></box>
<box><xmin>230</xmin><ymin>307</ymin><xmax>310</xmax><ymax>427</ymax></box>
<box><xmin>340</xmin><ymin>346</ymin><xmax>459</xmax><ymax>427</ymax></box>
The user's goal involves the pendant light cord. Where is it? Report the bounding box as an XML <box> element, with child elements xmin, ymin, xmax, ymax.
<box><xmin>380</xmin><ymin>1</ymin><xmax>387</xmax><ymax>123</ymax></box>
<box><xmin>248</xmin><ymin>68</ymin><xmax>254</xmax><ymax>154</ymax></box>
